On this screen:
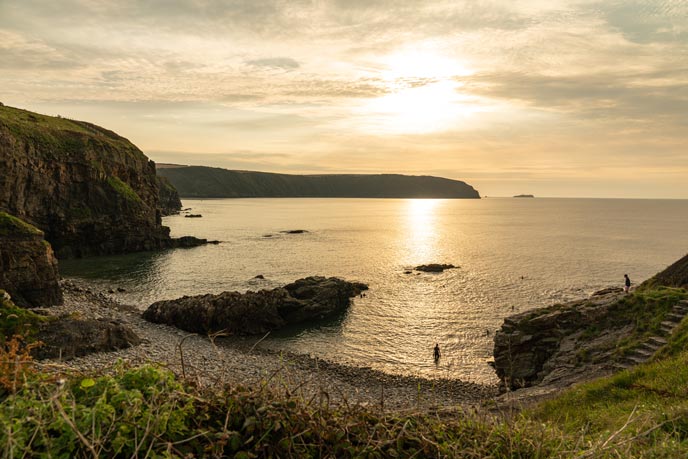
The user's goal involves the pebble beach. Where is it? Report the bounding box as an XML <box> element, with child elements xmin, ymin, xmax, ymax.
<box><xmin>40</xmin><ymin>281</ymin><xmax>498</xmax><ymax>412</ymax></box>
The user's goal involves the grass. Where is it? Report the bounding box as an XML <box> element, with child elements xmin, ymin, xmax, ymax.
<box><xmin>0</xmin><ymin>212</ymin><xmax>43</xmax><ymax>237</ymax></box>
<box><xmin>2</xmin><ymin>337</ymin><xmax>688</xmax><ymax>457</ymax></box>
<box><xmin>564</xmin><ymin>287</ymin><xmax>688</xmax><ymax>359</ymax></box>
<box><xmin>0</xmin><ymin>290</ymin><xmax>48</xmax><ymax>345</ymax></box>
<box><xmin>0</xmin><ymin>104</ymin><xmax>142</xmax><ymax>161</ymax></box>
<box><xmin>529</xmin><ymin>350</ymin><xmax>688</xmax><ymax>457</ymax></box>
<box><xmin>107</xmin><ymin>176</ymin><xmax>143</xmax><ymax>204</ymax></box>
<box><xmin>0</xmin><ymin>105</ymin><xmax>92</xmax><ymax>136</ymax></box>
<box><xmin>609</xmin><ymin>287</ymin><xmax>688</xmax><ymax>355</ymax></box>
<box><xmin>2</xmin><ymin>281</ymin><xmax>688</xmax><ymax>457</ymax></box>
<box><xmin>0</xmin><ymin>360</ymin><xmax>566</xmax><ymax>459</ymax></box>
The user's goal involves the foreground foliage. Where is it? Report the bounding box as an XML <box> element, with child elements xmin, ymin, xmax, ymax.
<box><xmin>3</xmin><ymin>354</ymin><xmax>688</xmax><ymax>458</ymax></box>
<box><xmin>2</xmin><ymin>289</ymin><xmax>688</xmax><ymax>457</ymax></box>
<box><xmin>0</xmin><ymin>360</ymin><xmax>563</xmax><ymax>458</ymax></box>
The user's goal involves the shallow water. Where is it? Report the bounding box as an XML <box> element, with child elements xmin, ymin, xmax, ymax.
<box><xmin>61</xmin><ymin>197</ymin><xmax>688</xmax><ymax>384</ymax></box>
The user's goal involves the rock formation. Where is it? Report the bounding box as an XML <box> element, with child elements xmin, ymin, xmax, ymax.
<box><xmin>157</xmin><ymin>175</ymin><xmax>182</xmax><ymax>216</ymax></box>
<box><xmin>34</xmin><ymin>318</ymin><xmax>141</xmax><ymax>360</ymax></box>
<box><xmin>143</xmin><ymin>276</ymin><xmax>368</xmax><ymax>335</ymax></box>
<box><xmin>493</xmin><ymin>288</ymin><xmax>628</xmax><ymax>391</ymax></box>
<box><xmin>0</xmin><ymin>212</ymin><xmax>62</xmax><ymax>307</ymax></box>
<box><xmin>0</xmin><ymin>104</ymin><xmax>194</xmax><ymax>257</ymax></box>
<box><xmin>414</xmin><ymin>264</ymin><xmax>458</xmax><ymax>273</ymax></box>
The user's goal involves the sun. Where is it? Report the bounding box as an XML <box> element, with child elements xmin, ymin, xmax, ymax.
<box><xmin>359</xmin><ymin>47</ymin><xmax>478</xmax><ymax>134</ymax></box>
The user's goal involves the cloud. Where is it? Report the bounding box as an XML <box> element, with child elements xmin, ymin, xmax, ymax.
<box><xmin>1</xmin><ymin>0</ymin><xmax>687</xmax><ymax>197</ymax></box>
<box><xmin>246</xmin><ymin>57</ymin><xmax>300</xmax><ymax>70</ymax></box>
<box><xmin>600</xmin><ymin>0</ymin><xmax>688</xmax><ymax>44</ymax></box>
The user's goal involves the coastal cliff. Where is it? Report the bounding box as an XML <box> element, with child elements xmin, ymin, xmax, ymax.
<box><xmin>494</xmin><ymin>254</ymin><xmax>688</xmax><ymax>392</ymax></box>
<box><xmin>157</xmin><ymin>175</ymin><xmax>183</xmax><ymax>216</ymax></box>
<box><xmin>157</xmin><ymin>164</ymin><xmax>480</xmax><ymax>199</ymax></box>
<box><xmin>0</xmin><ymin>212</ymin><xmax>62</xmax><ymax>307</ymax></box>
<box><xmin>0</xmin><ymin>105</ymin><xmax>187</xmax><ymax>257</ymax></box>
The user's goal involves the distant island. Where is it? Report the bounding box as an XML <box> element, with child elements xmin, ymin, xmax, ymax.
<box><xmin>513</xmin><ymin>194</ymin><xmax>535</xmax><ymax>198</ymax></box>
<box><xmin>157</xmin><ymin>164</ymin><xmax>480</xmax><ymax>199</ymax></box>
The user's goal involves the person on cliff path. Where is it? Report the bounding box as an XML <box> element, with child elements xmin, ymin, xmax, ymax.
<box><xmin>433</xmin><ymin>343</ymin><xmax>441</xmax><ymax>362</ymax></box>
<box><xmin>624</xmin><ymin>274</ymin><xmax>631</xmax><ymax>293</ymax></box>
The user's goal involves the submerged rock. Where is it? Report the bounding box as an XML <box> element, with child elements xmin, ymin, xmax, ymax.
<box><xmin>143</xmin><ymin>276</ymin><xmax>368</xmax><ymax>335</ymax></box>
<box><xmin>169</xmin><ymin>235</ymin><xmax>219</xmax><ymax>248</ymax></box>
<box><xmin>281</xmin><ymin>229</ymin><xmax>308</xmax><ymax>234</ymax></box>
<box><xmin>414</xmin><ymin>263</ymin><xmax>458</xmax><ymax>273</ymax></box>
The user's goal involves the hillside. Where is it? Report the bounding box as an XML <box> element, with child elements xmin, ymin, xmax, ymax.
<box><xmin>643</xmin><ymin>252</ymin><xmax>688</xmax><ymax>289</ymax></box>
<box><xmin>157</xmin><ymin>165</ymin><xmax>480</xmax><ymax>199</ymax></box>
<box><xmin>0</xmin><ymin>105</ymin><xmax>182</xmax><ymax>257</ymax></box>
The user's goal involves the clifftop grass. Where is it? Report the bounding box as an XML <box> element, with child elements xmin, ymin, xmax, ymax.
<box><xmin>0</xmin><ymin>104</ymin><xmax>140</xmax><ymax>160</ymax></box>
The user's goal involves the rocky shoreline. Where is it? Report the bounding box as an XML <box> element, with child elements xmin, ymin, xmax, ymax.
<box><xmin>40</xmin><ymin>280</ymin><xmax>497</xmax><ymax>411</ymax></box>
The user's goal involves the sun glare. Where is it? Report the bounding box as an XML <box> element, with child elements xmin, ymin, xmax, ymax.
<box><xmin>404</xmin><ymin>199</ymin><xmax>442</xmax><ymax>262</ymax></box>
<box><xmin>359</xmin><ymin>47</ymin><xmax>480</xmax><ymax>134</ymax></box>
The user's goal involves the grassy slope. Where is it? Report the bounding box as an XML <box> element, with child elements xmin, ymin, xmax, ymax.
<box><xmin>0</xmin><ymin>105</ymin><xmax>140</xmax><ymax>163</ymax></box>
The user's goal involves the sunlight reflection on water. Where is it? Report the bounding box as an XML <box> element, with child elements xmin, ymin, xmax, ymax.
<box><xmin>60</xmin><ymin>198</ymin><xmax>688</xmax><ymax>384</ymax></box>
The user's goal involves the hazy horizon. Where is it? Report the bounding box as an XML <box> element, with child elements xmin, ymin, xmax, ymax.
<box><xmin>1</xmin><ymin>1</ymin><xmax>686</xmax><ymax>199</ymax></box>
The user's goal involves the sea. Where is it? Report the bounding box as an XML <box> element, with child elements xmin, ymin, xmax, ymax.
<box><xmin>60</xmin><ymin>198</ymin><xmax>688</xmax><ymax>384</ymax></box>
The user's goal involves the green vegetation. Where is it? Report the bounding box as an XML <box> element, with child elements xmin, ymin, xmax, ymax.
<box><xmin>0</xmin><ymin>104</ymin><xmax>142</xmax><ymax>161</ymax></box>
<box><xmin>4</xmin><ymin>352</ymin><xmax>688</xmax><ymax>457</ymax></box>
<box><xmin>1</xmin><ymin>362</ymin><xmax>563</xmax><ymax>458</ymax></box>
<box><xmin>0</xmin><ymin>290</ymin><xmax>47</xmax><ymax>344</ymax></box>
<box><xmin>609</xmin><ymin>287</ymin><xmax>688</xmax><ymax>355</ymax></box>
<box><xmin>531</xmin><ymin>349</ymin><xmax>688</xmax><ymax>457</ymax></box>
<box><xmin>0</xmin><ymin>105</ymin><xmax>92</xmax><ymax>136</ymax></box>
<box><xmin>0</xmin><ymin>212</ymin><xmax>43</xmax><ymax>237</ymax></box>
<box><xmin>544</xmin><ymin>287</ymin><xmax>688</xmax><ymax>360</ymax></box>
<box><xmin>107</xmin><ymin>176</ymin><xmax>143</xmax><ymax>204</ymax></box>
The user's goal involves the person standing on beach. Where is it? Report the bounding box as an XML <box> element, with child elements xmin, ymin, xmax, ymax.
<box><xmin>433</xmin><ymin>343</ymin><xmax>441</xmax><ymax>362</ymax></box>
<box><xmin>624</xmin><ymin>274</ymin><xmax>631</xmax><ymax>293</ymax></box>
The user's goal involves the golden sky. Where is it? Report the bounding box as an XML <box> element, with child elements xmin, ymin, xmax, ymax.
<box><xmin>1</xmin><ymin>1</ymin><xmax>686</xmax><ymax>198</ymax></box>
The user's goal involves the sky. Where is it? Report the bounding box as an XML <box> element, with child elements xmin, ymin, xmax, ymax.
<box><xmin>1</xmin><ymin>0</ymin><xmax>686</xmax><ymax>198</ymax></box>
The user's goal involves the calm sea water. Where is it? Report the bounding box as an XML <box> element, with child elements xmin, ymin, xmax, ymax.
<box><xmin>60</xmin><ymin>198</ymin><xmax>688</xmax><ymax>384</ymax></box>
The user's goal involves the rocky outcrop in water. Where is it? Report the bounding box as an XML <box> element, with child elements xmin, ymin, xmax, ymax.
<box><xmin>414</xmin><ymin>264</ymin><xmax>458</xmax><ymax>273</ymax></box>
<box><xmin>0</xmin><ymin>104</ymin><xmax>195</xmax><ymax>258</ymax></box>
<box><xmin>143</xmin><ymin>276</ymin><xmax>368</xmax><ymax>335</ymax></box>
<box><xmin>0</xmin><ymin>212</ymin><xmax>62</xmax><ymax>307</ymax></box>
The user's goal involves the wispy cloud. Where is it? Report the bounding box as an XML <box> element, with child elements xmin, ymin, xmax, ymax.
<box><xmin>0</xmin><ymin>0</ymin><xmax>686</xmax><ymax>197</ymax></box>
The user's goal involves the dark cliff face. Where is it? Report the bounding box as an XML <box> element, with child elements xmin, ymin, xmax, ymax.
<box><xmin>0</xmin><ymin>212</ymin><xmax>62</xmax><ymax>307</ymax></box>
<box><xmin>156</xmin><ymin>175</ymin><xmax>183</xmax><ymax>216</ymax></box>
<box><xmin>0</xmin><ymin>105</ymin><xmax>172</xmax><ymax>258</ymax></box>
